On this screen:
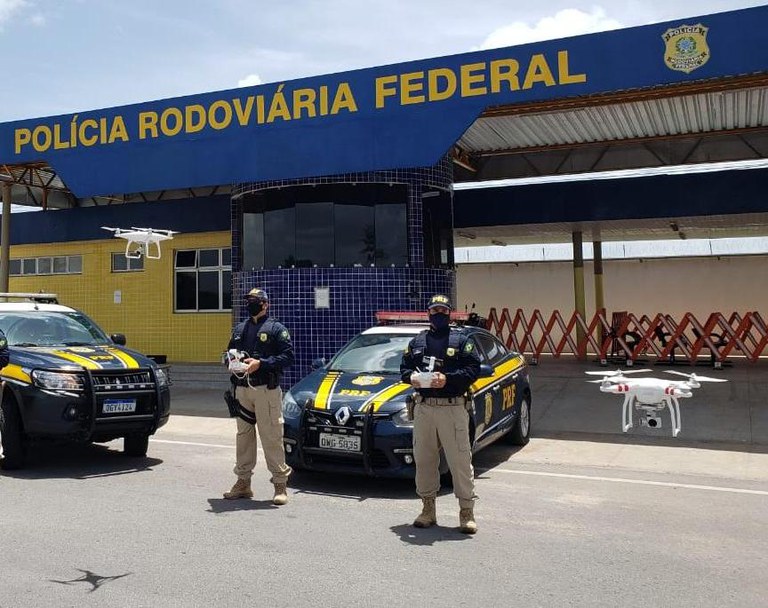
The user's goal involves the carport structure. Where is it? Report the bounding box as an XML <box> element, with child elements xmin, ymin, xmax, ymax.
<box><xmin>0</xmin><ymin>5</ymin><xmax>766</xmax><ymax>377</ymax></box>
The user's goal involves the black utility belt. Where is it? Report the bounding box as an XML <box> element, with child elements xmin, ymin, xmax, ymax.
<box><xmin>419</xmin><ymin>396</ymin><xmax>468</xmax><ymax>406</ymax></box>
<box><xmin>234</xmin><ymin>379</ymin><xmax>268</xmax><ymax>388</ymax></box>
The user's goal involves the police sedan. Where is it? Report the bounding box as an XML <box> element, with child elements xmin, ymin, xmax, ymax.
<box><xmin>282</xmin><ymin>324</ymin><xmax>531</xmax><ymax>478</ymax></box>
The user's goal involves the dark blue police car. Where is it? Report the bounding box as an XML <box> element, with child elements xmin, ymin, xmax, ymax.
<box><xmin>282</xmin><ymin>324</ymin><xmax>531</xmax><ymax>478</ymax></box>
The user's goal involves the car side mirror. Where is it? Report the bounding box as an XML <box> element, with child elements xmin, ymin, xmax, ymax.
<box><xmin>479</xmin><ymin>364</ymin><xmax>494</xmax><ymax>378</ymax></box>
<box><xmin>111</xmin><ymin>333</ymin><xmax>127</xmax><ymax>346</ymax></box>
<box><xmin>311</xmin><ymin>357</ymin><xmax>327</xmax><ymax>370</ymax></box>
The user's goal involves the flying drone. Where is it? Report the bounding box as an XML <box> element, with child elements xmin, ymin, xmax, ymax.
<box><xmin>101</xmin><ymin>226</ymin><xmax>179</xmax><ymax>259</ymax></box>
<box><xmin>585</xmin><ymin>368</ymin><xmax>727</xmax><ymax>437</ymax></box>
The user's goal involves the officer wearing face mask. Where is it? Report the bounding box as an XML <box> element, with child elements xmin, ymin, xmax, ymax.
<box><xmin>400</xmin><ymin>294</ymin><xmax>481</xmax><ymax>534</ymax></box>
<box><xmin>223</xmin><ymin>288</ymin><xmax>294</xmax><ymax>506</ymax></box>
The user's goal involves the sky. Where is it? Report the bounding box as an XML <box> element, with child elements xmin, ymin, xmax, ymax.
<box><xmin>0</xmin><ymin>0</ymin><xmax>765</xmax><ymax>122</ymax></box>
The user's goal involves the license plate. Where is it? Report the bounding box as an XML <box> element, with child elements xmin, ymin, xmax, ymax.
<box><xmin>318</xmin><ymin>433</ymin><xmax>361</xmax><ymax>452</ymax></box>
<box><xmin>103</xmin><ymin>399</ymin><xmax>137</xmax><ymax>414</ymax></box>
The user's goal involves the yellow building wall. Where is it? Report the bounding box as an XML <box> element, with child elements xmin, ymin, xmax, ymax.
<box><xmin>9</xmin><ymin>231</ymin><xmax>232</xmax><ymax>363</ymax></box>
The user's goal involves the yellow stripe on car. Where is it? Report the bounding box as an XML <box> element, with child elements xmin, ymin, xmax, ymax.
<box><xmin>50</xmin><ymin>350</ymin><xmax>102</xmax><ymax>369</ymax></box>
<box><xmin>106</xmin><ymin>348</ymin><xmax>140</xmax><ymax>368</ymax></box>
<box><xmin>471</xmin><ymin>356</ymin><xmax>525</xmax><ymax>392</ymax></box>
<box><xmin>1</xmin><ymin>363</ymin><xmax>31</xmax><ymax>384</ymax></box>
<box><xmin>359</xmin><ymin>382</ymin><xmax>411</xmax><ymax>413</ymax></box>
<box><xmin>313</xmin><ymin>372</ymin><xmax>341</xmax><ymax>410</ymax></box>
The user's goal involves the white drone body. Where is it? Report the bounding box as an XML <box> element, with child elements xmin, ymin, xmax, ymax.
<box><xmin>101</xmin><ymin>226</ymin><xmax>179</xmax><ymax>259</ymax></box>
<box><xmin>586</xmin><ymin>369</ymin><xmax>727</xmax><ymax>437</ymax></box>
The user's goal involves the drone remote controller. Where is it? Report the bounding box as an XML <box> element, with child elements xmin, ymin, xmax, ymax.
<box><xmin>226</xmin><ymin>349</ymin><xmax>249</xmax><ymax>374</ymax></box>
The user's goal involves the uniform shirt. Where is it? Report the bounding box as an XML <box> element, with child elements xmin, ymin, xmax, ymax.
<box><xmin>400</xmin><ymin>327</ymin><xmax>481</xmax><ymax>398</ymax></box>
<box><xmin>228</xmin><ymin>316</ymin><xmax>294</xmax><ymax>384</ymax></box>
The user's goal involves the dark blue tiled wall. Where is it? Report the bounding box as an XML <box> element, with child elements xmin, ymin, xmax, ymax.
<box><xmin>231</xmin><ymin>158</ymin><xmax>455</xmax><ymax>387</ymax></box>
<box><xmin>233</xmin><ymin>267</ymin><xmax>453</xmax><ymax>387</ymax></box>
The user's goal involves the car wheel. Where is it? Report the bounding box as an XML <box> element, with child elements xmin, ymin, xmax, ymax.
<box><xmin>123</xmin><ymin>433</ymin><xmax>150</xmax><ymax>457</ymax></box>
<box><xmin>505</xmin><ymin>396</ymin><xmax>531</xmax><ymax>446</ymax></box>
<box><xmin>1</xmin><ymin>397</ymin><xmax>27</xmax><ymax>470</ymax></box>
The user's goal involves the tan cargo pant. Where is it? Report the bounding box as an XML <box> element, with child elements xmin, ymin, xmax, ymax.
<box><xmin>233</xmin><ymin>385</ymin><xmax>292</xmax><ymax>484</ymax></box>
<box><xmin>413</xmin><ymin>403</ymin><xmax>475</xmax><ymax>509</ymax></box>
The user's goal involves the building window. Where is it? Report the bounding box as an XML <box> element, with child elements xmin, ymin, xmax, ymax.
<box><xmin>174</xmin><ymin>248</ymin><xmax>232</xmax><ymax>312</ymax></box>
<box><xmin>111</xmin><ymin>252</ymin><xmax>144</xmax><ymax>272</ymax></box>
<box><xmin>9</xmin><ymin>255</ymin><xmax>83</xmax><ymax>276</ymax></box>
<box><xmin>241</xmin><ymin>183</ymin><xmax>408</xmax><ymax>270</ymax></box>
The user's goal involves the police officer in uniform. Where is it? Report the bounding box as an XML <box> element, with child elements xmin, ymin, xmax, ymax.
<box><xmin>223</xmin><ymin>288</ymin><xmax>294</xmax><ymax>505</ymax></box>
<box><xmin>400</xmin><ymin>294</ymin><xmax>481</xmax><ymax>534</ymax></box>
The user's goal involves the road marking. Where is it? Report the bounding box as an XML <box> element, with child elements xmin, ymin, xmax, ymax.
<box><xmin>493</xmin><ymin>468</ymin><xmax>768</xmax><ymax>496</ymax></box>
<box><xmin>150</xmin><ymin>438</ymin><xmax>768</xmax><ymax>496</ymax></box>
<box><xmin>151</xmin><ymin>438</ymin><xmax>234</xmax><ymax>449</ymax></box>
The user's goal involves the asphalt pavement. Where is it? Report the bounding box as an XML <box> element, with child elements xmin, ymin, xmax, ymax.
<box><xmin>1</xmin><ymin>413</ymin><xmax>767</xmax><ymax>608</ymax></box>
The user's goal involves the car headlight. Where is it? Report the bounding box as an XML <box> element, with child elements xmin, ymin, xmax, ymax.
<box><xmin>154</xmin><ymin>367</ymin><xmax>170</xmax><ymax>388</ymax></box>
<box><xmin>282</xmin><ymin>391</ymin><xmax>302</xmax><ymax>419</ymax></box>
<box><xmin>391</xmin><ymin>406</ymin><xmax>413</xmax><ymax>428</ymax></box>
<box><xmin>31</xmin><ymin>370</ymin><xmax>85</xmax><ymax>392</ymax></box>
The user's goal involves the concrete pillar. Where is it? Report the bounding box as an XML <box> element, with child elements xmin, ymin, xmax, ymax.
<box><xmin>0</xmin><ymin>182</ymin><xmax>11</xmax><ymax>293</ymax></box>
<box><xmin>572</xmin><ymin>230</ymin><xmax>586</xmax><ymax>359</ymax></box>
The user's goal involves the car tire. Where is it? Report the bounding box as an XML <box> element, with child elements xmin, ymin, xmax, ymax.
<box><xmin>505</xmin><ymin>396</ymin><xmax>531</xmax><ymax>446</ymax></box>
<box><xmin>123</xmin><ymin>433</ymin><xmax>150</xmax><ymax>457</ymax></box>
<box><xmin>0</xmin><ymin>397</ymin><xmax>27</xmax><ymax>470</ymax></box>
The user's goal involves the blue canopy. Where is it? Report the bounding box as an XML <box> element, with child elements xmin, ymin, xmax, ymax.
<box><xmin>1</xmin><ymin>6</ymin><xmax>766</xmax><ymax>198</ymax></box>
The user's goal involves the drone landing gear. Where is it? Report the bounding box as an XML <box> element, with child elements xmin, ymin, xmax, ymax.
<box><xmin>624</xmin><ymin>397</ymin><xmax>682</xmax><ymax>437</ymax></box>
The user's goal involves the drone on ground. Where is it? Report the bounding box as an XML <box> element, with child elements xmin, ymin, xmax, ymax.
<box><xmin>101</xmin><ymin>226</ymin><xmax>179</xmax><ymax>259</ymax></box>
<box><xmin>585</xmin><ymin>368</ymin><xmax>727</xmax><ymax>437</ymax></box>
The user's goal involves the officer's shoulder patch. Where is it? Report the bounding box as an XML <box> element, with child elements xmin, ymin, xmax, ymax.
<box><xmin>0</xmin><ymin>337</ymin><xmax>6</xmax><ymax>348</ymax></box>
<box><xmin>280</xmin><ymin>329</ymin><xmax>290</xmax><ymax>340</ymax></box>
<box><xmin>463</xmin><ymin>342</ymin><xmax>474</xmax><ymax>353</ymax></box>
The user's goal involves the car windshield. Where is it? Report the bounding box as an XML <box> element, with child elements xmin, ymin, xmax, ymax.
<box><xmin>328</xmin><ymin>333</ymin><xmax>414</xmax><ymax>374</ymax></box>
<box><xmin>0</xmin><ymin>311</ymin><xmax>111</xmax><ymax>347</ymax></box>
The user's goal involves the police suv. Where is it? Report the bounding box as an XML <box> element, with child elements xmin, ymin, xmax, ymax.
<box><xmin>0</xmin><ymin>293</ymin><xmax>171</xmax><ymax>470</ymax></box>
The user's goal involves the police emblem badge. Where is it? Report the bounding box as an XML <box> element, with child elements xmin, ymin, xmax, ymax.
<box><xmin>259</xmin><ymin>332</ymin><xmax>268</xmax><ymax>342</ymax></box>
<box><xmin>351</xmin><ymin>375</ymin><xmax>383</xmax><ymax>386</ymax></box>
<box><xmin>662</xmin><ymin>23</ymin><xmax>710</xmax><ymax>74</ymax></box>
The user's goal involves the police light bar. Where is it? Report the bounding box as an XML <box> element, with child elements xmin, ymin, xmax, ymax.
<box><xmin>375</xmin><ymin>311</ymin><xmax>469</xmax><ymax>323</ymax></box>
<box><xmin>0</xmin><ymin>292</ymin><xmax>59</xmax><ymax>303</ymax></box>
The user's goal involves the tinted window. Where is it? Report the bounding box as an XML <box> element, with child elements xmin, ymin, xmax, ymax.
<box><xmin>474</xmin><ymin>332</ymin><xmax>507</xmax><ymax>365</ymax></box>
<box><xmin>335</xmin><ymin>203</ymin><xmax>374</xmax><ymax>266</ymax></box>
<box><xmin>296</xmin><ymin>202</ymin><xmax>333</xmax><ymax>267</ymax></box>
<box><xmin>239</xmin><ymin>183</ymin><xmax>408</xmax><ymax>269</ymax></box>
<box><xmin>265</xmin><ymin>207</ymin><xmax>295</xmax><ymax>267</ymax></box>
<box><xmin>176</xmin><ymin>250</ymin><xmax>197</xmax><ymax>268</ymax></box>
<box><xmin>175</xmin><ymin>271</ymin><xmax>197</xmax><ymax>310</ymax></box>
<box><xmin>422</xmin><ymin>190</ymin><xmax>454</xmax><ymax>268</ymax></box>
<box><xmin>198</xmin><ymin>270</ymin><xmax>220</xmax><ymax>310</ymax></box>
<box><xmin>199</xmin><ymin>249</ymin><xmax>220</xmax><ymax>267</ymax></box>
<box><xmin>375</xmin><ymin>204</ymin><xmax>407</xmax><ymax>266</ymax></box>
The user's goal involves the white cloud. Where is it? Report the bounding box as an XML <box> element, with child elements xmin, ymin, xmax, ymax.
<box><xmin>476</xmin><ymin>7</ymin><xmax>623</xmax><ymax>50</ymax></box>
<box><xmin>29</xmin><ymin>12</ymin><xmax>44</xmax><ymax>26</ymax></box>
<box><xmin>0</xmin><ymin>0</ymin><xmax>28</xmax><ymax>25</ymax></box>
<box><xmin>237</xmin><ymin>73</ymin><xmax>263</xmax><ymax>88</ymax></box>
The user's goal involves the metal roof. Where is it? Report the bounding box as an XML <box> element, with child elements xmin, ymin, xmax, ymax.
<box><xmin>459</xmin><ymin>86</ymin><xmax>768</xmax><ymax>153</ymax></box>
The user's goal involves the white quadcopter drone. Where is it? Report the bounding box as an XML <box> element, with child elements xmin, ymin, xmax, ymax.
<box><xmin>101</xmin><ymin>226</ymin><xmax>180</xmax><ymax>259</ymax></box>
<box><xmin>586</xmin><ymin>369</ymin><xmax>727</xmax><ymax>437</ymax></box>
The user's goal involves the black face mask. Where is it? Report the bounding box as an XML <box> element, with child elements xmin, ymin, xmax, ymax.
<box><xmin>247</xmin><ymin>300</ymin><xmax>265</xmax><ymax>316</ymax></box>
<box><xmin>429</xmin><ymin>312</ymin><xmax>450</xmax><ymax>330</ymax></box>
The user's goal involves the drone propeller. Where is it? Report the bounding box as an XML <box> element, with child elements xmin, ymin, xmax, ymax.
<box><xmin>584</xmin><ymin>368</ymin><xmax>652</xmax><ymax>377</ymax></box>
<box><xmin>100</xmin><ymin>226</ymin><xmax>118</xmax><ymax>232</ymax></box>
<box><xmin>586</xmin><ymin>379</ymin><xmax>611</xmax><ymax>384</ymax></box>
<box><xmin>663</xmin><ymin>370</ymin><xmax>728</xmax><ymax>383</ymax></box>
